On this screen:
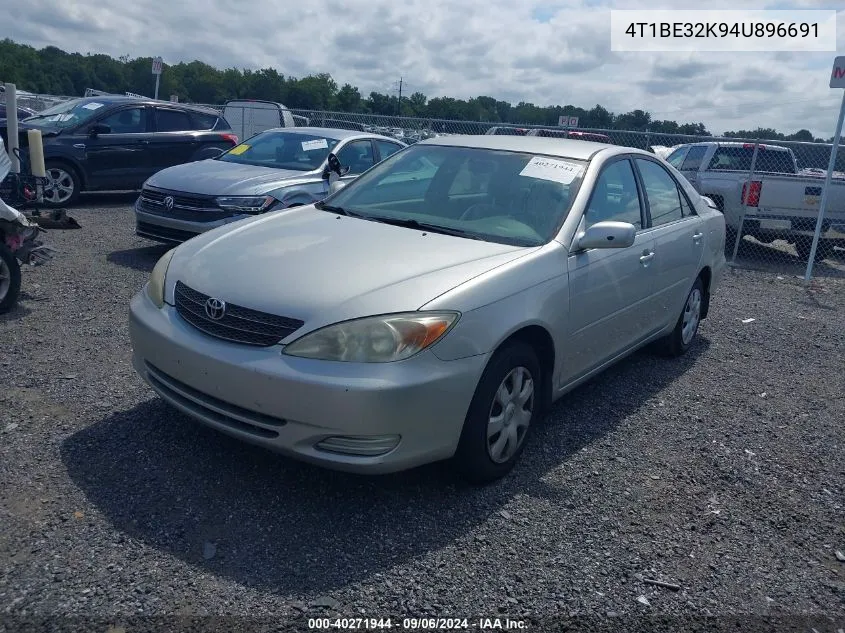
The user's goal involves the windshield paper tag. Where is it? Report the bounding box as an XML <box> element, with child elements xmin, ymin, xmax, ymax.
<box><xmin>519</xmin><ymin>156</ymin><xmax>583</xmax><ymax>185</ymax></box>
<box><xmin>302</xmin><ymin>138</ymin><xmax>329</xmax><ymax>151</ymax></box>
<box><xmin>82</xmin><ymin>102</ymin><xmax>104</xmax><ymax>110</ymax></box>
<box><xmin>228</xmin><ymin>144</ymin><xmax>249</xmax><ymax>155</ymax></box>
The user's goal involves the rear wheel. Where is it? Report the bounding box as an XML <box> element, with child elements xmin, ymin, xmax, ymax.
<box><xmin>43</xmin><ymin>162</ymin><xmax>81</xmax><ymax>208</ymax></box>
<box><xmin>0</xmin><ymin>243</ymin><xmax>22</xmax><ymax>314</ymax></box>
<box><xmin>657</xmin><ymin>277</ymin><xmax>704</xmax><ymax>358</ymax></box>
<box><xmin>454</xmin><ymin>342</ymin><xmax>540</xmax><ymax>484</ymax></box>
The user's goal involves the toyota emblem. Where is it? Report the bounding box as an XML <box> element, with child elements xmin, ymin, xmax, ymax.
<box><xmin>164</xmin><ymin>196</ymin><xmax>174</xmax><ymax>211</ymax></box>
<box><xmin>204</xmin><ymin>297</ymin><xmax>226</xmax><ymax>320</ymax></box>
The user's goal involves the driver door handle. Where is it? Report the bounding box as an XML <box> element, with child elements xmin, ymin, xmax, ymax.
<box><xmin>693</xmin><ymin>231</ymin><xmax>704</xmax><ymax>244</ymax></box>
<box><xmin>639</xmin><ymin>250</ymin><xmax>655</xmax><ymax>266</ymax></box>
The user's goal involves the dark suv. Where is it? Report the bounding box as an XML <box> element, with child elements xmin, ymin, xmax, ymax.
<box><xmin>1</xmin><ymin>96</ymin><xmax>238</xmax><ymax>207</ymax></box>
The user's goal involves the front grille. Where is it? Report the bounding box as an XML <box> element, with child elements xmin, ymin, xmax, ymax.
<box><xmin>136</xmin><ymin>221</ymin><xmax>199</xmax><ymax>244</ymax></box>
<box><xmin>139</xmin><ymin>186</ymin><xmax>235</xmax><ymax>222</ymax></box>
<box><xmin>174</xmin><ymin>281</ymin><xmax>304</xmax><ymax>347</ymax></box>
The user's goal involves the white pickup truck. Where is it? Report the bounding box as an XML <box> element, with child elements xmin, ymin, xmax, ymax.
<box><xmin>665</xmin><ymin>141</ymin><xmax>845</xmax><ymax>261</ymax></box>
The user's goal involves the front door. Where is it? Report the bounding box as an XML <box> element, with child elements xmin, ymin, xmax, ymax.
<box><xmin>564</xmin><ymin>157</ymin><xmax>658</xmax><ymax>383</ymax></box>
<box><xmin>82</xmin><ymin>105</ymin><xmax>152</xmax><ymax>189</ymax></box>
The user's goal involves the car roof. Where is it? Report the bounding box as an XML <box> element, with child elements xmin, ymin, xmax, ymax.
<box><xmin>259</xmin><ymin>127</ymin><xmax>406</xmax><ymax>143</ymax></box>
<box><xmin>418</xmin><ymin>134</ymin><xmax>639</xmax><ymax>160</ymax></box>
<box><xmin>61</xmin><ymin>95</ymin><xmax>222</xmax><ymax>116</ymax></box>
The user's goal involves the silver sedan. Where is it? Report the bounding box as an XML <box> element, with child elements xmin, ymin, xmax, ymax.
<box><xmin>129</xmin><ymin>135</ymin><xmax>726</xmax><ymax>483</ymax></box>
<box><xmin>134</xmin><ymin>128</ymin><xmax>406</xmax><ymax>244</ymax></box>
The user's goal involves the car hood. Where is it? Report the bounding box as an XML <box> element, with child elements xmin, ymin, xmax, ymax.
<box><xmin>166</xmin><ymin>207</ymin><xmax>537</xmax><ymax>333</ymax></box>
<box><xmin>145</xmin><ymin>159</ymin><xmax>321</xmax><ymax>196</ymax></box>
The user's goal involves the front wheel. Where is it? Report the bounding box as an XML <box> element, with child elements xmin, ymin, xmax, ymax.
<box><xmin>43</xmin><ymin>162</ymin><xmax>81</xmax><ymax>208</ymax></box>
<box><xmin>454</xmin><ymin>342</ymin><xmax>541</xmax><ymax>484</ymax></box>
<box><xmin>0</xmin><ymin>243</ymin><xmax>22</xmax><ymax>314</ymax></box>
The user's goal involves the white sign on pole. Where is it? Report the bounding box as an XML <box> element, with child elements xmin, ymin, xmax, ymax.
<box><xmin>830</xmin><ymin>55</ymin><xmax>845</xmax><ymax>88</ymax></box>
<box><xmin>568</xmin><ymin>116</ymin><xmax>579</xmax><ymax>127</ymax></box>
<box><xmin>804</xmin><ymin>55</ymin><xmax>845</xmax><ymax>280</ymax></box>
<box><xmin>558</xmin><ymin>115</ymin><xmax>568</xmax><ymax>127</ymax></box>
<box><xmin>151</xmin><ymin>57</ymin><xmax>163</xmax><ymax>75</ymax></box>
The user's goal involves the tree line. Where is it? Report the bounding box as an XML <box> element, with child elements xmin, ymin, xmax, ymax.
<box><xmin>0</xmin><ymin>38</ymin><xmax>833</xmax><ymax>142</ymax></box>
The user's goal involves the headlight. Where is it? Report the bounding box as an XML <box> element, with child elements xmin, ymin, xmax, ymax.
<box><xmin>146</xmin><ymin>248</ymin><xmax>176</xmax><ymax>308</ymax></box>
<box><xmin>215</xmin><ymin>195</ymin><xmax>276</xmax><ymax>214</ymax></box>
<box><xmin>283</xmin><ymin>312</ymin><xmax>460</xmax><ymax>363</ymax></box>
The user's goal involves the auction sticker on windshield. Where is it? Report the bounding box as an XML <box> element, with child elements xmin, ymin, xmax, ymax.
<box><xmin>519</xmin><ymin>156</ymin><xmax>583</xmax><ymax>185</ymax></box>
<box><xmin>302</xmin><ymin>138</ymin><xmax>329</xmax><ymax>151</ymax></box>
<box><xmin>82</xmin><ymin>102</ymin><xmax>104</xmax><ymax>110</ymax></box>
<box><xmin>228</xmin><ymin>144</ymin><xmax>250</xmax><ymax>155</ymax></box>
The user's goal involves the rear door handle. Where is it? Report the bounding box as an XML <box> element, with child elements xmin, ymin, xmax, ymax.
<box><xmin>693</xmin><ymin>231</ymin><xmax>704</xmax><ymax>243</ymax></box>
<box><xmin>73</xmin><ymin>143</ymin><xmax>86</xmax><ymax>149</ymax></box>
<box><xmin>138</xmin><ymin>139</ymin><xmax>150</xmax><ymax>145</ymax></box>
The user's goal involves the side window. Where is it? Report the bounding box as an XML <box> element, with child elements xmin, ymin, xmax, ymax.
<box><xmin>635</xmin><ymin>159</ymin><xmax>685</xmax><ymax>227</ymax></box>
<box><xmin>375</xmin><ymin>140</ymin><xmax>402</xmax><ymax>162</ymax></box>
<box><xmin>584</xmin><ymin>160</ymin><xmax>643</xmax><ymax>229</ymax></box>
<box><xmin>155</xmin><ymin>108</ymin><xmax>193</xmax><ymax>132</ymax></box>
<box><xmin>190</xmin><ymin>112</ymin><xmax>219</xmax><ymax>130</ymax></box>
<box><xmin>707</xmin><ymin>146</ymin><xmax>753</xmax><ymax>171</ymax></box>
<box><xmin>335</xmin><ymin>140</ymin><xmax>375</xmax><ymax>175</ymax></box>
<box><xmin>98</xmin><ymin>107</ymin><xmax>147</xmax><ymax>134</ymax></box>
<box><xmin>680</xmin><ymin>145</ymin><xmax>707</xmax><ymax>171</ymax></box>
<box><xmin>665</xmin><ymin>147</ymin><xmax>689</xmax><ymax>169</ymax></box>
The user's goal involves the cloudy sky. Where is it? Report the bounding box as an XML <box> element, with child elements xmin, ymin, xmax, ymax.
<box><xmin>3</xmin><ymin>0</ymin><xmax>844</xmax><ymax>136</ymax></box>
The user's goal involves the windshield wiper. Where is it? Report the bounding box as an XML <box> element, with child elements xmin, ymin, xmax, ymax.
<box><xmin>314</xmin><ymin>201</ymin><xmax>359</xmax><ymax>217</ymax></box>
<box><xmin>367</xmin><ymin>217</ymin><xmax>485</xmax><ymax>241</ymax></box>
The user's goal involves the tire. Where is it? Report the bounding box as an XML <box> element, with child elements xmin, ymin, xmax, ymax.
<box><xmin>454</xmin><ymin>341</ymin><xmax>541</xmax><ymax>484</ymax></box>
<box><xmin>42</xmin><ymin>161</ymin><xmax>81</xmax><ymax>208</ymax></box>
<box><xmin>657</xmin><ymin>277</ymin><xmax>704</xmax><ymax>358</ymax></box>
<box><xmin>0</xmin><ymin>243</ymin><xmax>22</xmax><ymax>314</ymax></box>
<box><xmin>794</xmin><ymin>237</ymin><xmax>826</xmax><ymax>263</ymax></box>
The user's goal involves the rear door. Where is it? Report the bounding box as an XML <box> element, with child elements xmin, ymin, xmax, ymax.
<box><xmin>633</xmin><ymin>156</ymin><xmax>705</xmax><ymax>326</ymax></box>
<box><xmin>82</xmin><ymin>104</ymin><xmax>153</xmax><ymax>189</ymax></box>
<box><xmin>565</xmin><ymin>157</ymin><xmax>658</xmax><ymax>381</ymax></box>
<box><xmin>147</xmin><ymin>106</ymin><xmax>203</xmax><ymax>172</ymax></box>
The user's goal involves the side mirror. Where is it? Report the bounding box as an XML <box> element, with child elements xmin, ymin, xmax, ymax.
<box><xmin>329</xmin><ymin>180</ymin><xmax>348</xmax><ymax>195</ymax></box>
<box><xmin>89</xmin><ymin>123</ymin><xmax>111</xmax><ymax>137</ymax></box>
<box><xmin>572</xmin><ymin>221</ymin><xmax>636</xmax><ymax>251</ymax></box>
<box><xmin>324</xmin><ymin>152</ymin><xmax>350</xmax><ymax>179</ymax></box>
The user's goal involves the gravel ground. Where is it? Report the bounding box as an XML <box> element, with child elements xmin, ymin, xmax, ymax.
<box><xmin>1</xmin><ymin>200</ymin><xmax>844</xmax><ymax>633</ymax></box>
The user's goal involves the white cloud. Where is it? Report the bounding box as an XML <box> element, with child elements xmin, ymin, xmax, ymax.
<box><xmin>2</xmin><ymin>0</ymin><xmax>844</xmax><ymax>136</ymax></box>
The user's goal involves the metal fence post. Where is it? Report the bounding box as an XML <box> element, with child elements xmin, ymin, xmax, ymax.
<box><xmin>730</xmin><ymin>140</ymin><xmax>760</xmax><ymax>264</ymax></box>
<box><xmin>803</xmin><ymin>89</ymin><xmax>845</xmax><ymax>281</ymax></box>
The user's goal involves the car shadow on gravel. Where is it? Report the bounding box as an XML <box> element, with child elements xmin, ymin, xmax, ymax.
<box><xmin>60</xmin><ymin>338</ymin><xmax>709</xmax><ymax>595</ymax></box>
<box><xmin>108</xmin><ymin>244</ymin><xmax>172</xmax><ymax>272</ymax></box>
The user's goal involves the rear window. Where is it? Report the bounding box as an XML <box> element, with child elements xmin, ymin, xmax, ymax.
<box><xmin>707</xmin><ymin>146</ymin><xmax>795</xmax><ymax>173</ymax></box>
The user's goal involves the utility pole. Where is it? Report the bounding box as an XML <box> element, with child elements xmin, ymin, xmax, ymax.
<box><xmin>397</xmin><ymin>77</ymin><xmax>403</xmax><ymax>116</ymax></box>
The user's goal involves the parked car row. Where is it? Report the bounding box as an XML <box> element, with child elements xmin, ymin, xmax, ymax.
<box><xmin>0</xmin><ymin>95</ymin><xmax>240</xmax><ymax>207</ymax></box>
<box><xmin>664</xmin><ymin>141</ymin><xmax>845</xmax><ymax>260</ymax></box>
<box><xmin>127</xmin><ymin>132</ymin><xmax>726</xmax><ymax>483</ymax></box>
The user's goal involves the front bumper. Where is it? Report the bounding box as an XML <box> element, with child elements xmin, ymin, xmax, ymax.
<box><xmin>128</xmin><ymin>290</ymin><xmax>489</xmax><ymax>474</ymax></box>
<box><xmin>134</xmin><ymin>198</ymin><xmax>248</xmax><ymax>244</ymax></box>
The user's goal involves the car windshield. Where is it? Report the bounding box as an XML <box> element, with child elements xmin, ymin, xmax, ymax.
<box><xmin>324</xmin><ymin>144</ymin><xmax>587</xmax><ymax>246</ymax></box>
<box><xmin>21</xmin><ymin>99</ymin><xmax>108</xmax><ymax>128</ymax></box>
<box><xmin>217</xmin><ymin>131</ymin><xmax>341</xmax><ymax>171</ymax></box>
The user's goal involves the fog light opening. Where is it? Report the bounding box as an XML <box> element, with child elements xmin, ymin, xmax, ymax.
<box><xmin>315</xmin><ymin>435</ymin><xmax>401</xmax><ymax>457</ymax></box>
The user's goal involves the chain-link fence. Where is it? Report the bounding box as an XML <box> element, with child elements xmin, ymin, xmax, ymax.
<box><xmin>6</xmin><ymin>94</ymin><xmax>844</xmax><ymax>278</ymax></box>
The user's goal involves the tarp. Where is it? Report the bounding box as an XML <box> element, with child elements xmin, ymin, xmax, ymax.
<box><xmin>0</xmin><ymin>137</ymin><xmax>31</xmax><ymax>224</ymax></box>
